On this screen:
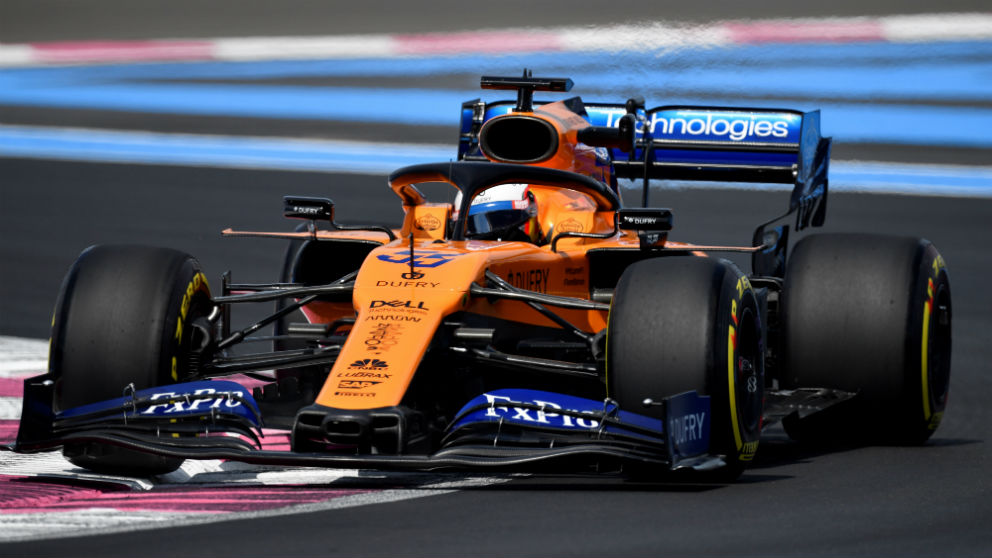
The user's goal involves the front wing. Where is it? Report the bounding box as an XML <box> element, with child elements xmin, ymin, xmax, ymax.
<box><xmin>9</xmin><ymin>376</ymin><xmax>721</xmax><ymax>473</ymax></box>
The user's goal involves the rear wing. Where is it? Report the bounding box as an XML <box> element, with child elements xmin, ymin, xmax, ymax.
<box><xmin>458</xmin><ymin>99</ymin><xmax>830</xmax><ymax>232</ymax></box>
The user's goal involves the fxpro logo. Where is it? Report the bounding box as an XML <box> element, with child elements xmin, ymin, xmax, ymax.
<box><xmin>483</xmin><ymin>393</ymin><xmax>600</xmax><ymax>429</ymax></box>
<box><xmin>650</xmin><ymin>112</ymin><xmax>794</xmax><ymax>142</ymax></box>
<box><xmin>140</xmin><ymin>388</ymin><xmax>242</xmax><ymax>415</ymax></box>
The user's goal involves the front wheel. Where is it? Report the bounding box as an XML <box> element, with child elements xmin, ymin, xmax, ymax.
<box><xmin>51</xmin><ymin>245</ymin><xmax>213</xmax><ymax>475</ymax></box>
<box><xmin>781</xmin><ymin>233</ymin><xmax>951</xmax><ymax>444</ymax></box>
<box><xmin>607</xmin><ymin>257</ymin><xmax>764</xmax><ymax>479</ymax></box>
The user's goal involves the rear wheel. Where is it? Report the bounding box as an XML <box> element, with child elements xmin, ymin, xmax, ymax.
<box><xmin>781</xmin><ymin>233</ymin><xmax>951</xmax><ymax>444</ymax></box>
<box><xmin>607</xmin><ymin>257</ymin><xmax>764</xmax><ymax>479</ymax></box>
<box><xmin>51</xmin><ymin>245</ymin><xmax>213</xmax><ymax>475</ymax></box>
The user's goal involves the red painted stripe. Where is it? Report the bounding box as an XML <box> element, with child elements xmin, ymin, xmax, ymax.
<box><xmin>259</xmin><ymin>429</ymin><xmax>292</xmax><ymax>451</ymax></box>
<box><xmin>32</xmin><ymin>41</ymin><xmax>214</xmax><ymax>63</ymax></box>
<box><xmin>722</xmin><ymin>21</ymin><xmax>886</xmax><ymax>43</ymax></box>
<box><xmin>0</xmin><ymin>421</ymin><xmax>18</xmax><ymax>444</ymax></box>
<box><xmin>0</xmin><ymin>478</ymin><xmax>370</xmax><ymax>513</ymax></box>
<box><xmin>0</xmin><ymin>378</ymin><xmax>23</xmax><ymax>398</ymax></box>
<box><xmin>394</xmin><ymin>31</ymin><xmax>562</xmax><ymax>54</ymax></box>
<box><xmin>0</xmin><ymin>476</ymin><xmax>127</xmax><ymax>510</ymax></box>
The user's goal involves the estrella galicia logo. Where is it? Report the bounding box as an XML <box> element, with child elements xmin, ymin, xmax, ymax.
<box><xmin>349</xmin><ymin>359</ymin><xmax>388</xmax><ymax>370</ymax></box>
<box><xmin>415</xmin><ymin>215</ymin><xmax>441</xmax><ymax>231</ymax></box>
<box><xmin>377</xmin><ymin>250</ymin><xmax>464</xmax><ymax>268</ymax></box>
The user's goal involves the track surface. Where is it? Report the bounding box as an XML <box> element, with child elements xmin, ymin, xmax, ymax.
<box><xmin>2</xmin><ymin>1</ymin><xmax>991</xmax><ymax>556</ymax></box>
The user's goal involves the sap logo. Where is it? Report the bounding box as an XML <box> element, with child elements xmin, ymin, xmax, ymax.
<box><xmin>668</xmin><ymin>412</ymin><xmax>706</xmax><ymax>445</ymax></box>
<box><xmin>349</xmin><ymin>359</ymin><xmax>388</xmax><ymax>370</ymax></box>
<box><xmin>140</xmin><ymin>388</ymin><xmax>241</xmax><ymax>415</ymax></box>
<box><xmin>337</xmin><ymin>380</ymin><xmax>382</xmax><ymax>390</ymax></box>
<box><xmin>370</xmin><ymin>300</ymin><xmax>428</xmax><ymax>310</ymax></box>
<box><xmin>650</xmin><ymin>112</ymin><xmax>793</xmax><ymax>142</ymax></box>
<box><xmin>376</xmin><ymin>250</ymin><xmax>464</xmax><ymax>268</ymax></box>
<box><xmin>483</xmin><ymin>393</ymin><xmax>599</xmax><ymax>429</ymax></box>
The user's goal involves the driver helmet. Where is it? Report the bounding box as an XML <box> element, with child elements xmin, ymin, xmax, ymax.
<box><xmin>455</xmin><ymin>184</ymin><xmax>540</xmax><ymax>242</ymax></box>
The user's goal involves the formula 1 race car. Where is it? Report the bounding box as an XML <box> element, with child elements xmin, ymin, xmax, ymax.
<box><xmin>10</xmin><ymin>73</ymin><xmax>952</xmax><ymax>480</ymax></box>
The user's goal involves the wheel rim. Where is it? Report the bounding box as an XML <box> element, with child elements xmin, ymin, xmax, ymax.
<box><xmin>926</xmin><ymin>282</ymin><xmax>952</xmax><ymax>414</ymax></box>
<box><xmin>736</xmin><ymin>307</ymin><xmax>763</xmax><ymax>435</ymax></box>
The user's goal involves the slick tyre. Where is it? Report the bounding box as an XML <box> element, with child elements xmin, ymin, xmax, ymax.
<box><xmin>51</xmin><ymin>245</ymin><xmax>213</xmax><ymax>475</ymax></box>
<box><xmin>607</xmin><ymin>257</ymin><xmax>764</xmax><ymax>480</ymax></box>
<box><xmin>781</xmin><ymin>234</ymin><xmax>951</xmax><ymax>444</ymax></box>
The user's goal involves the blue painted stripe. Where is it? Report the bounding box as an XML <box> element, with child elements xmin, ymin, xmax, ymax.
<box><xmin>2</xmin><ymin>126</ymin><xmax>990</xmax><ymax>197</ymax></box>
<box><xmin>0</xmin><ymin>125</ymin><xmax>450</xmax><ymax>174</ymax></box>
<box><xmin>2</xmin><ymin>82</ymin><xmax>991</xmax><ymax>148</ymax></box>
<box><xmin>1</xmin><ymin>40</ymin><xmax>991</xmax><ymax>148</ymax></box>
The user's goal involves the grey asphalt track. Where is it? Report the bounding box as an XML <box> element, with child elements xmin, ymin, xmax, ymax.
<box><xmin>2</xmin><ymin>158</ymin><xmax>990</xmax><ymax>557</ymax></box>
<box><xmin>1</xmin><ymin>1</ymin><xmax>991</xmax><ymax>556</ymax></box>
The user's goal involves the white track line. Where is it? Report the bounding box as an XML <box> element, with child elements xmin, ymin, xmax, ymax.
<box><xmin>1</xmin><ymin>13</ymin><xmax>990</xmax><ymax>66</ymax></box>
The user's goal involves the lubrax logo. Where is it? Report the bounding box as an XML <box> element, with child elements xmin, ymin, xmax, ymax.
<box><xmin>650</xmin><ymin>111</ymin><xmax>794</xmax><ymax>142</ymax></box>
<box><xmin>338</xmin><ymin>370</ymin><xmax>392</xmax><ymax>379</ymax></box>
<box><xmin>349</xmin><ymin>359</ymin><xmax>388</xmax><ymax>370</ymax></box>
<box><xmin>370</xmin><ymin>300</ymin><xmax>428</xmax><ymax>310</ymax></box>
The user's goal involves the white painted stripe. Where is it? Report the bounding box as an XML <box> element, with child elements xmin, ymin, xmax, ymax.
<box><xmin>0</xmin><ymin>44</ymin><xmax>34</xmax><ymax>66</ymax></box>
<box><xmin>557</xmin><ymin>23</ymin><xmax>730</xmax><ymax>52</ymax></box>
<box><xmin>2</xmin><ymin>13</ymin><xmax>991</xmax><ymax>66</ymax></box>
<box><xmin>157</xmin><ymin>459</ymin><xmax>368</xmax><ymax>486</ymax></box>
<box><xmin>0</xmin><ymin>336</ymin><xmax>48</xmax><ymax>378</ymax></box>
<box><xmin>0</xmin><ymin>361</ymin><xmax>47</xmax><ymax>375</ymax></box>
<box><xmin>881</xmin><ymin>13</ymin><xmax>992</xmax><ymax>42</ymax></box>
<box><xmin>0</xmin><ymin>511</ymin><xmax>188</xmax><ymax>541</ymax></box>
<box><xmin>0</xmin><ymin>336</ymin><xmax>48</xmax><ymax>355</ymax></box>
<box><xmin>213</xmin><ymin>35</ymin><xmax>396</xmax><ymax>60</ymax></box>
<box><xmin>0</xmin><ymin>451</ymin><xmax>156</xmax><ymax>490</ymax></box>
<box><xmin>1</xmin><ymin>397</ymin><xmax>21</xmax><ymax>420</ymax></box>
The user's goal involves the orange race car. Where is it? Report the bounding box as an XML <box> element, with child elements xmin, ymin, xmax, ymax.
<box><xmin>10</xmin><ymin>73</ymin><xmax>952</xmax><ymax>480</ymax></box>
